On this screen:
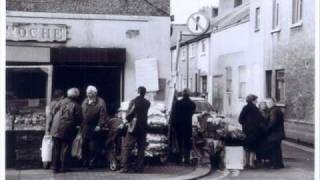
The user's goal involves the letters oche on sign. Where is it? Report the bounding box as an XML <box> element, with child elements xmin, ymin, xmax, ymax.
<box><xmin>6</xmin><ymin>23</ymin><xmax>68</xmax><ymax>42</ymax></box>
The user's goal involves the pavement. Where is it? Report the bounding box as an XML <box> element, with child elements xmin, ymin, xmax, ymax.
<box><xmin>200</xmin><ymin>140</ymin><xmax>314</xmax><ymax>180</ymax></box>
<box><xmin>5</xmin><ymin>164</ymin><xmax>211</xmax><ymax>180</ymax></box>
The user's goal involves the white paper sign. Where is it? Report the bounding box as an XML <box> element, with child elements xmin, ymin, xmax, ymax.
<box><xmin>224</xmin><ymin>146</ymin><xmax>245</xmax><ymax>170</ymax></box>
<box><xmin>135</xmin><ymin>58</ymin><xmax>159</xmax><ymax>92</ymax></box>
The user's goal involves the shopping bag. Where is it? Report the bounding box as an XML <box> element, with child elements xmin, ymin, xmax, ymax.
<box><xmin>41</xmin><ymin>135</ymin><xmax>53</xmax><ymax>162</ymax></box>
<box><xmin>71</xmin><ymin>132</ymin><xmax>83</xmax><ymax>159</ymax></box>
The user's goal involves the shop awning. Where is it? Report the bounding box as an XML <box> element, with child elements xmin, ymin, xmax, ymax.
<box><xmin>51</xmin><ymin>48</ymin><xmax>126</xmax><ymax>65</ymax></box>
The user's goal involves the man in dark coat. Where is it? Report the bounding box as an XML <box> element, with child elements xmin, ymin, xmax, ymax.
<box><xmin>119</xmin><ymin>86</ymin><xmax>150</xmax><ymax>173</ymax></box>
<box><xmin>239</xmin><ymin>94</ymin><xmax>263</xmax><ymax>168</ymax></box>
<box><xmin>265</xmin><ymin>98</ymin><xmax>285</xmax><ymax>169</ymax></box>
<box><xmin>172</xmin><ymin>88</ymin><xmax>196</xmax><ymax>165</ymax></box>
<box><xmin>81</xmin><ymin>85</ymin><xmax>108</xmax><ymax>169</ymax></box>
<box><xmin>46</xmin><ymin>89</ymin><xmax>65</xmax><ymax>135</ymax></box>
<box><xmin>48</xmin><ymin>88</ymin><xmax>82</xmax><ymax>173</ymax></box>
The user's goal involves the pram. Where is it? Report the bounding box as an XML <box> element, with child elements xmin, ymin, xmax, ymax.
<box><xmin>104</xmin><ymin>116</ymin><xmax>126</xmax><ymax>171</ymax></box>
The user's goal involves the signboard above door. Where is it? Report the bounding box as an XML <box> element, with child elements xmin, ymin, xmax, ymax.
<box><xmin>6</xmin><ymin>22</ymin><xmax>68</xmax><ymax>42</ymax></box>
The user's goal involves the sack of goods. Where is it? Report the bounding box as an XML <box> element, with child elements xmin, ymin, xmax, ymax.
<box><xmin>41</xmin><ymin>135</ymin><xmax>53</xmax><ymax>162</ymax></box>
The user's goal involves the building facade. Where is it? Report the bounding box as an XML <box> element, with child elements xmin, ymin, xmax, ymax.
<box><xmin>6</xmin><ymin>0</ymin><xmax>170</xmax><ymax>167</ymax></box>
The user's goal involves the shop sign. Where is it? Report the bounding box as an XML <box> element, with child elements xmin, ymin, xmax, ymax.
<box><xmin>6</xmin><ymin>22</ymin><xmax>68</xmax><ymax>42</ymax></box>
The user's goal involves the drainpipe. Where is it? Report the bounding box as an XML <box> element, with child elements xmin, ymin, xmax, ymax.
<box><xmin>186</xmin><ymin>44</ymin><xmax>189</xmax><ymax>89</ymax></box>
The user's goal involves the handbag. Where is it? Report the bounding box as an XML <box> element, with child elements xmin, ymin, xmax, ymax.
<box><xmin>41</xmin><ymin>135</ymin><xmax>53</xmax><ymax>162</ymax></box>
<box><xmin>71</xmin><ymin>131</ymin><xmax>83</xmax><ymax>159</ymax></box>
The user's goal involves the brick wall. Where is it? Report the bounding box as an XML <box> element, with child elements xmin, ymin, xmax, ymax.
<box><xmin>6</xmin><ymin>0</ymin><xmax>170</xmax><ymax>16</ymax></box>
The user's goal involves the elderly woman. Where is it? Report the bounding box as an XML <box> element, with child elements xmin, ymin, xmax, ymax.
<box><xmin>49</xmin><ymin>88</ymin><xmax>82</xmax><ymax>173</ymax></box>
<box><xmin>239</xmin><ymin>94</ymin><xmax>264</xmax><ymax>169</ymax></box>
<box><xmin>256</xmin><ymin>101</ymin><xmax>270</xmax><ymax>167</ymax></box>
<box><xmin>81</xmin><ymin>85</ymin><xmax>108</xmax><ymax>169</ymax></box>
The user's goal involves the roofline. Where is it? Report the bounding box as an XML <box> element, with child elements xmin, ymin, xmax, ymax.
<box><xmin>170</xmin><ymin>33</ymin><xmax>211</xmax><ymax>50</ymax></box>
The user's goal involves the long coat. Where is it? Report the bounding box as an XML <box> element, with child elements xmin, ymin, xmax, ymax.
<box><xmin>81</xmin><ymin>97</ymin><xmax>108</xmax><ymax>139</ymax></box>
<box><xmin>267</xmin><ymin>106</ymin><xmax>285</xmax><ymax>142</ymax></box>
<box><xmin>239</xmin><ymin>103</ymin><xmax>263</xmax><ymax>151</ymax></box>
<box><xmin>172</xmin><ymin>97</ymin><xmax>196</xmax><ymax>142</ymax></box>
<box><xmin>49</xmin><ymin>98</ymin><xmax>82</xmax><ymax>141</ymax></box>
<box><xmin>127</xmin><ymin>96</ymin><xmax>151</xmax><ymax>135</ymax></box>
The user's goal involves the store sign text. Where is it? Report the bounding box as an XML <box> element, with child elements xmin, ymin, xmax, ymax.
<box><xmin>6</xmin><ymin>23</ymin><xmax>68</xmax><ymax>42</ymax></box>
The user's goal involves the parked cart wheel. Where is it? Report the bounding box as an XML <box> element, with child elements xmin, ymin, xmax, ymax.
<box><xmin>159</xmin><ymin>155</ymin><xmax>168</xmax><ymax>164</ymax></box>
<box><xmin>109</xmin><ymin>159</ymin><xmax>118</xmax><ymax>171</ymax></box>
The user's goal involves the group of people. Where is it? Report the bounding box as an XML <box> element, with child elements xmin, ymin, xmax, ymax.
<box><xmin>239</xmin><ymin>94</ymin><xmax>285</xmax><ymax>169</ymax></box>
<box><xmin>46</xmin><ymin>85</ymin><xmax>150</xmax><ymax>174</ymax></box>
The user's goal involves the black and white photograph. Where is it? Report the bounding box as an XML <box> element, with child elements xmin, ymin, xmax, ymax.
<box><xmin>1</xmin><ymin>0</ymin><xmax>319</xmax><ymax>180</ymax></box>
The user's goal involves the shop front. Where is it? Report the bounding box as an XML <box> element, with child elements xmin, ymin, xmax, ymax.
<box><xmin>6</xmin><ymin>10</ymin><xmax>170</xmax><ymax>169</ymax></box>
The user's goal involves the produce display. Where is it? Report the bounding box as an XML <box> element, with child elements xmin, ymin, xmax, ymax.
<box><xmin>6</xmin><ymin>99</ymin><xmax>47</xmax><ymax>131</ymax></box>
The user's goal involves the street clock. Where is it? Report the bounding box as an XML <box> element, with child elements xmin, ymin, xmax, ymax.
<box><xmin>187</xmin><ymin>12</ymin><xmax>210</xmax><ymax>35</ymax></box>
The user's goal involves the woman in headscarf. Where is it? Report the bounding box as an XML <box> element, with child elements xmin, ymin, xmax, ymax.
<box><xmin>239</xmin><ymin>94</ymin><xmax>264</xmax><ymax>169</ymax></box>
<box><xmin>256</xmin><ymin>101</ymin><xmax>270</xmax><ymax>167</ymax></box>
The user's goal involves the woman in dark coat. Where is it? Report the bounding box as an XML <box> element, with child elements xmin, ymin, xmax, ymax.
<box><xmin>239</xmin><ymin>94</ymin><xmax>264</xmax><ymax>168</ymax></box>
<box><xmin>256</xmin><ymin>101</ymin><xmax>270</xmax><ymax>166</ymax></box>
<box><xmin>265</xmin><ymin>98</ymin><xmax>285</xmax><ymax>169</ymax></box>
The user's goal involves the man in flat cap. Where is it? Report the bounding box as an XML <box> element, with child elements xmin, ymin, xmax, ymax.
<box><xmin>81</xmin><ymin>85</ymin><xmax>108</xmax><ymax>169</ymax></box>
<box><xmin>48</xmin><ymin>88</ymin><xmax>82</xmax><ymax>173</ymax></box>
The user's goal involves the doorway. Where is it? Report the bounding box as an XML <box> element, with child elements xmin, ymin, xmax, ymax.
<box><xmin>53</xmin><ymin>65</ymin><xmax>122</xmax><ymax>114</ymax></box>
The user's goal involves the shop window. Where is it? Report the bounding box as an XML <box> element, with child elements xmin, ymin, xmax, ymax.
<box><xmin>234</xmin><ymin>0</ymin><xmax>242</xmax><ymax>7</ymax></box>
<box><xmin>292</xmin><ymin>0</ymin><xmax>303</xmax><ymax>24</ymax></box>
<box><xmin>276</xmin><ymin>69</ymin><xmax>285</xmax><ymax>102</ymax></box>
<box><xmin>190</xmin><ymin>43</ymin><xmax>196</xmax><ymax>58</ymax></box>
<box><xmin>255</xmin><ymin>7</ymin><xmax>260</xmax><ymax>31</ymax></box>
<box><xmin>6</xmin><ymin>66</ymin><xmax>50</xmax><ymax>131</ymax></box>
<box><xmin>272</xmin><ymin>0</ymin><xmax>280</xmax><ymax>29</ymax></box>
<box><xmin>238</xmin><ymin>66</ymin><xmax>247</xmax><ymax>99</ymax></box>
<box><xmin>226</xmin><ymin>67</ymin><xmax>232</xmax><ymax>93</ymax></box>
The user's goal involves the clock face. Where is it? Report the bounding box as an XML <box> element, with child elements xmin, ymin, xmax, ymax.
<box><xmin>187</xmin><ymin>13</ymin><xmax>210</xmax><ymax>35</ymax></box>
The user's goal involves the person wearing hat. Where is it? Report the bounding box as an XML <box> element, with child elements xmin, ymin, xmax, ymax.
<box><xmin>239</xmin><ymin>94</ymin><xmax>264</xmax><ymax>169</ymax></box>
<box><xmin>171</xmin><ymin>88</ymin><xmax>196</xmax><ymax>165</ymax></box>
<box><xmin>49</xmin><ymin>88</ymin><xmax>82</xmax><ymax>173</ymax></box>
<box><xmin>119</xmin><ymin>86</ymin><xmax>150</xmax><ymax>173</ymax></box>
<box><xmin>46</xmin><ymin>89</ymin><xmax>65</xmax><ymax>135</ymax></box>
<box><xmin>81</xmin><ymin>85</ymin><xmax>108</xmax><ymax>169</ymax></box>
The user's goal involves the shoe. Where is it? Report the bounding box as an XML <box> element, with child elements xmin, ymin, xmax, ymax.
<box><xmin>53</xmin><ymin>169</ymin><xmax>60</xmax><ymax>173</ymax></box>
<box><xmin>118</xmin><ymin>168</ymin><xmax>130</xmax><ymax>173</ymax></box>
<box><xmin>134</xmin><ymin>169</ymin><xmax>144</xmax><ymax>173</ymax></box>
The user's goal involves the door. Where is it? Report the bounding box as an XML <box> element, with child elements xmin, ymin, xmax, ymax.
<box><xmin>212</xmin><ymin>75</ymin><xmax>223</xmax><ymax>113</ymax></box>
<box><xmin>53</xmin><ymin>65</ymin><xmax>122</xmax><ymax>114</ymax></box>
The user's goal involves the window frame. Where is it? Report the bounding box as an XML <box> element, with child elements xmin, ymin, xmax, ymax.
<box><xmin>292</xmin><ymin>0</ymin><xmax>303</xmax><ymax>26</ymax></box>
<box><xmin>275</xmin><ymin>69</ymin><xmax>285</xmax><ymax>102</ymax></box>
<box><xmin>226</xmin><ymin>67</ymin><xmax>232</xmax><ymax>93</ymax></box>
<box><xmin>255</xmin><ymin>7</ymin><xmax>261</xmax><ymax>32</ymax></box>
<box><xmin>238</xmin><ymin>65</ymin><xmax>247</xmax><ymax>99</ymax></box>
<box><xmin>272</xmin><ymin>0</ymin><xmax>280</xmax><ymax>30</ymax></box>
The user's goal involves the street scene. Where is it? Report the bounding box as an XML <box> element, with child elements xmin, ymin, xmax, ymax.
<box><xmin>5</xmin><ymin>0</ymin><xmax>315</xmax><ymax>180</ymax></box>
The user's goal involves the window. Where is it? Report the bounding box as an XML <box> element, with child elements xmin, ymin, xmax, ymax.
<box><xmin>255</xmin><ymin>7</ymin><xmax>260</xmax><ymax>31</ymax></box>
<box><xmin>275</xmin><ymin>69</ymin><xmax>285</xmax><ymax>102</ymax></box>
<box><xmin>266</xmin><ymin>70</ymin><xmax>272</xmax><ymax>98</ymax></box>
<box><xmin>190</xmin><ymin>44</ymin><xmax>196</xmax><ymax>57</ymax></box>
<box><xmin>234</xmin><ymin>0</ymin><xmax>242</xmax><ymax>7</ymax></box>
<box><xmin>226</xmin><ymin>67</ymin><xmax>232</xmax><ymax>92</ymax></box>
<box><xmin>201</xmin><ymin>40</ymin><xmax>206</xmax><ymax>54</ymax></box>
<box><xmin>272</xmin><ymin>0</ymin><xmax>280</xmax><ymax>29</ymax></box>
<box><xmin>292</xmin><ymin>0</ymin><xmax>303</xmax><ymax>24</ymax></box>
<box><xmin>238</xmin><ymin>66</ymin><xmax>247</xmax><ymax>99</ymax></box>
<box><xmin>202</xmin><ymin>76</ymin><xmax>207</xmax><ymax>93</ymax></box>
<box><xmin>181</xmin><ymin>47</ymin><xmax>186</xmax><ymax>60</ymax></box>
